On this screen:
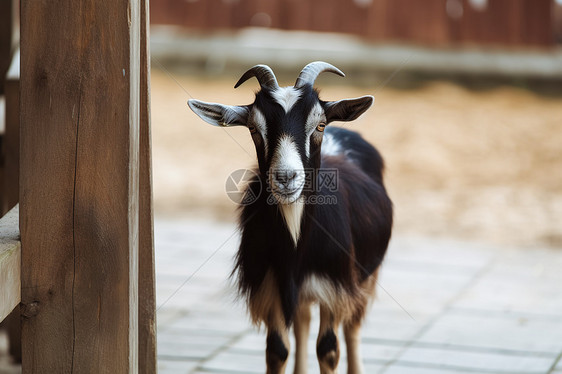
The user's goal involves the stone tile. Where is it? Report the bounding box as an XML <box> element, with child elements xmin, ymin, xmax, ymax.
<box><xmin>155</xmin><ymin>252</ymin><xmax>234</xmax><ymax>280</ymax></box>
<box><xmin>385</xmin><ymin>237</ymin><xmax>495</xmax><ymax>270</ymax></box>
<box><xmin>158</xmin><ymin>329</ymin><xmax>233</xmax><ymax>360</ymax></box>
<box><xmin>550</xmin><ymin>356</ymin><xmax>562</xmax><ymax>374</ymax></box>
<box><xmin>336</xmin><ymin>360</ymin><xmax>385</xmax><ymax>374</ymax></box>
<box><xmin>452</xmin><ymin>261</ymin><xmax>562</xmax><ymax>316</ymax></box>
<box><xmin>396</xmin><ymin>346</ymin><xmax>553</xmax><ymax>373</ymax></box>
<box><xmin>201</xmin><ymin>351</ymin><xmax>265</xmax><ymax>373</ymax></box>
<box><xmin>362</xmin><ymin>308</ymin><xmax>431</xmax><ymax>342</ymax></box>
<box><xmin>382</xmin><ymin>257</ymin><xmax>481</xmax><ymax>279</ymax></box>
<box><xmin>485</xmin><ymin>247</ymin><xmax>562</xmax><ymax>280</ymax></box>
<box><xmin>157</xmin><ymin>359</ymin><xmax>199</xmax><ymax>374</ymax></box>
<box><xmin>154</xmin><ymin>219</ymin><xmax>238</xmax><ymax>252</ymax></box>
<box><xmin>228</xmin><ymin>331</ymin><xmax>266</xmax><ymax>353</ymax></box>
<box><xmin>375</xmin><ymin>265</ymin><xmax>473</xmax><ymax>316</ymax></box>
<box><xmin>156</xmin><ymin>280</ymin><xmax>231</xmax><ymax>311</ymax></box>
<box><xmin>362</xmin><ymin>362</ymin><xmax>387</xmax><ymax>373</ymax></box>
<box><xmin>381</xmin><ymin>364</ymin><xmax>475</xmax><ymax>374</ymax></box>
<box><xmin>417</xmin><ymin>310</ymin><xmax>562</xmax><ymax>355</ymax></box>
<box><xmin>153</xmin><ymin>219</ymin><xmax>562</xmax><ymax>374</ymax></box>
<box><xmin>164</xmin><ymin>311</ymin><xmax>249</xmax><ymax>337</ymax></box>
<box><xmin>360</xmin><ymin>340</ymin><xmax>405</xmax><ymax>364</ymax></box>
<box><xmin>156</xmin><ymin>308</ymin><xmax>185</xmax><ymax>331</ymax></box>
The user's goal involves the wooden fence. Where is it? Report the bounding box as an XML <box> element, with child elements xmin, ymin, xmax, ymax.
<box><xmin>1</xmin><ymin>0</ymin><xmax>157</xmax><ymax>372</ymax></box>
<box><xmin>151</xmin><ymin>0</ymin><xmax>557</xmax><ymax>47</ymax></box>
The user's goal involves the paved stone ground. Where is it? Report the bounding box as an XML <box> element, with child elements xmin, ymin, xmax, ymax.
<box><xmin>154</xmin><ymin>218</ymin><xmax>562</xmax><ymax>374</ymax></box>
<box><xmin>2</xmin><ymin>218</ymin><xmax>562</xmax><ymax>374</ymax></box>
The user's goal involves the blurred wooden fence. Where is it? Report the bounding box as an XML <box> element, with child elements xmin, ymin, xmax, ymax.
<box><xmin>151</xmin><ymin>0</ymin><xmax>557</xmax><ymax>47</ymax></box>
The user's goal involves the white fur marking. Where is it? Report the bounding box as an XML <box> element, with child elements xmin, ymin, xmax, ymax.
<box><xmin>301</xmin><ymin>274</ymin><xmax>340</xmax><ymax>307</ymax></box>
<box><xmin>305</xmin><ymin>102</ymin><xmax>324</xmax><ymax>133</ymax></box>
<box><xmin>252</xmin><ymin>109</ymin><xmax>268</xmax><ymax>157</ymax></box>
<box><xmin>253</xmin><ymin>108</ymin><xmax>266</xmax><ymax>133</ymax></box>
<box><xmin>270</xmin><ymin>135</ymin><xmax>306</xmax><ymax>246</ymax></box>
<box><xmin>305</xmin><ymin>102</ymin><xmax>325</xmax><ymax>157</ymax></box>
<box><xmin>321</xmin><ymin>132</ymin><xmax>343</xmax><ymax>156</ymax></box>
<box><xmin>270</xmin><ymin>135</ymin><xmax>305</xmax><ymax>196</ymax></box>
<box><xmin>272</xmin><ymin>87</ymin><xmax>301</xmax><ymax>113</ymax></box>
<box><xmin>280</xmin><ymin>198</ymin><xmax>305</xmax><ymax>247</ymax></box>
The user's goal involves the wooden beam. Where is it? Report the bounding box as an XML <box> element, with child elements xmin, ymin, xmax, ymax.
<box><xmin>20</xmin><ymin>0</ymin><xmax>142</xmax><ymax>372</ymax></box>
<box><xmin>0</xmin><ymin>206</ymin><xmax>20</xmax><ymax>323</ymax></box>
<box><xmin>138</xmin><ymin>0</ymin><xmax>157</xmax><ymax>373</ymax></box>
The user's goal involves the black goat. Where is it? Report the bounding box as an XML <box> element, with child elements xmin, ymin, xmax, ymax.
<box><xmin>188</xmin><ymin>62</ymin><xmax>392</xmax><ymax>374</ymax></box>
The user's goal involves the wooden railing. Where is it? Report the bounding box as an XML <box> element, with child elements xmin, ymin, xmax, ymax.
<box><xmin>0</xmin><ymin>207</ymin><xmax>19</xmax><ymax>324</ymax></box>
<box><xmin>1</xmin><ymin>0</ymin><xmax>157</xmax><ymax>372</ymax></box>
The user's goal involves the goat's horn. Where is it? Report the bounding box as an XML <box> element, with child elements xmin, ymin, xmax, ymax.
<box><xmin>234</xmin><ymin>65</ymin><xmax>279</xmax><ymax>89</ymax></box>
<box><xmin>295</xmin><ymin>61</ymin><xmax>345</xmax><ymax>88</ymax></box>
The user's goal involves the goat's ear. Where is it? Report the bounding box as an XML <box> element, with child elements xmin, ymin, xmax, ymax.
<box><xmin>188</xmin><ymin>99</ymin><xmax>249</xmax><ymax>127</ymax></box>
<box><xmin>324</xmin><ymin>95</ymin><xmax>374</xmax><ymax>124</ymax></box>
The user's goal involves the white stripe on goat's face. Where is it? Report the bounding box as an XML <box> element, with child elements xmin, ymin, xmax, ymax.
<box><xmin>260</xmin><ymin>87</ymin><xmax>323</xmax><ymax>246</ymax></box>
<box><xmin>271</xmin><ymin>86</ymin><xmax>302</xmax><ymax>113</ymax></box>
<box><xmin>269</xmin><ymin>134</ymin><xmax>306</xmax><ymax>204</ymax></box>
<box><xmin>269</xmin><ymin>132</ymin><xmax>307</xmax><ymax>246</ymax></box>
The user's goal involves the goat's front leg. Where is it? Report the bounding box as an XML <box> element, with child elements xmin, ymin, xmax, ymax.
<box><xmin>294</xmin><ymin>302</ymin><xmax>311</xmax><ymax>374</ymax></box>
<box><xmin>317</xmin><ymin>306</ymin><xmax>341</xmax><ymax>374</ymax></box>
<box><xmin>266</xmin><ymin>306</ymin><xmax>290</xmax><ymax>374</ymax></box>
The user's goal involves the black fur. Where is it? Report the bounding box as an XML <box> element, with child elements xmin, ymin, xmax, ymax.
<box><xmin>317</xmin><ymin>329</ymin><xmax>338</xmax><ymax>359</ymax></box>
<box><xmin>266</xmin><ymin>332</ymin><xmax>289</xmax><ymax>368</ymax></box>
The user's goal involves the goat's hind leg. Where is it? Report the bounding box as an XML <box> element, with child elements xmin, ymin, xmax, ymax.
<box><xmin>294</xmin><ymin>302</ymin><xmax>311</xmax><ymax>374</ymax></box>
<box><xmin>344</xmin><ymin>274</ymin><xmax>376</xmax><ymax>374</ymax></box>
<box><xmin>266</xmin><ymin>306</ymin><xmax>290</xmax><ymax>374</ymax></box>
<box><xmin>343</xmin><ymin>319</ymin><xmax>364</xmax><ymax>374</ymax></box>
<box><xmin>317</xmin><ymin>305</ymin><xmax>341</xmax><ymax>374</ymax></box>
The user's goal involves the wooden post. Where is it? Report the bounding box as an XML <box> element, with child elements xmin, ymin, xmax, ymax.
<box><xmin>139</xmin><ymin>0</ymin><xmax>157</xmax><ymax>372</ymax></box>
<box><xmin>20</xmin><ymin>0</ymin><xmax>147</xmax><ymax>372</ymax></box>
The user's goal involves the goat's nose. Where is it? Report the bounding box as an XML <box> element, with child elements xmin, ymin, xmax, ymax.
<box><xmin>274</xmin><ymin>170</ymin><xmax>297</xmax><ymax>186</ymax></box>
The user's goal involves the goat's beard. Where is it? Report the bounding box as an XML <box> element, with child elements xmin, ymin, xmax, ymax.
<box><xmin>269</xmin><ymin>187</ymin><xmax>303</xmax><ymax>205</ymax></box>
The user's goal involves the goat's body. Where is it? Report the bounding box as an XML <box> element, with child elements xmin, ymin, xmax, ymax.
<box><xmin>235</xmin><ymin>127</ymin><xmax>392</xmax><ymax>328</ymax></box>
<box><xmin>191</xmin><ymin>62</ymin><xmax>392</xmax><ymax>373</ymax></box>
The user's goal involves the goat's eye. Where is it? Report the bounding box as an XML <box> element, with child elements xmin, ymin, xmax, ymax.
<box><xmin>316</xmin><ymin>122</ymin><xmax>326</xmax><ymax>132</ymax></box>
<box><xmin>248</xmin><ymin>126</ymin><xmax>257</xmax><ymax>134</ymax></box>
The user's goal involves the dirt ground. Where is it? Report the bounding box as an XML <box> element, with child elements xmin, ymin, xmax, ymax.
<box><xmin>150</xmin><ymin>68</ymin><xmax>562</xmax><ymax>249</ymax></box>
